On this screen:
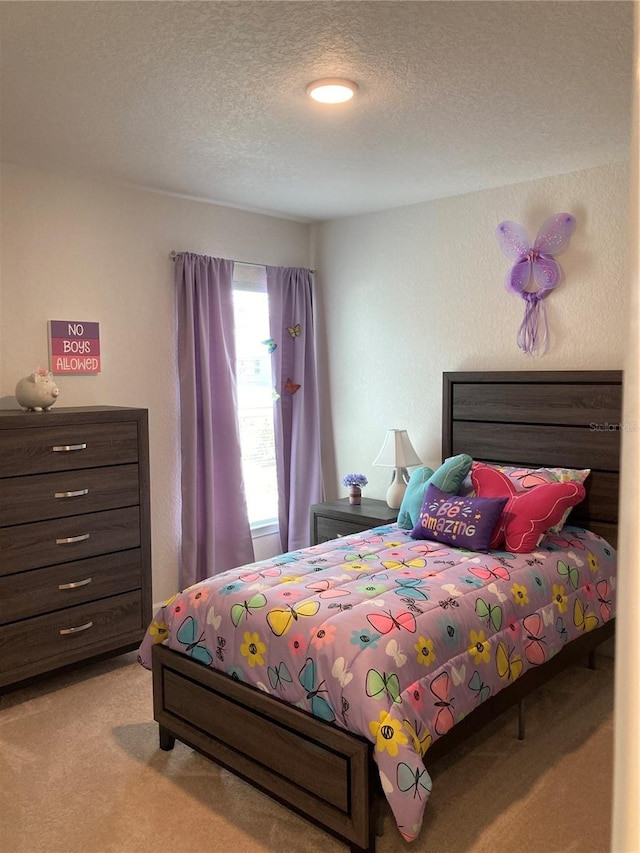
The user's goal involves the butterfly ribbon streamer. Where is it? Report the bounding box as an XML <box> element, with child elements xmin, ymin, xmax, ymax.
<box><xmin>517</xmin><ymin>290</ymin><xmax>550</xmax><ymax>357</ymax></box>
<box><xmin>496</xmin><ymin>213</ymin><xmax>576</xmax><ymax>357</ymax></box>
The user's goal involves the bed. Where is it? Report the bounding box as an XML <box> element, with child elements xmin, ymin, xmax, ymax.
<box><xmin>140</xmin><ymin>370</ymin><xmax>621</xmax><ymax>852</ymax></box>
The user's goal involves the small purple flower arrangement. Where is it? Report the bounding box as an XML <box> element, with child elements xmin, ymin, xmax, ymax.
<box><xmin>342</xmin><ymin>473</ymin><xmax>368</xmax><ymax>489</ymax></box>
<box><xmin>342</xmin><ymin>473</ymin><xmax>368</xmax><ymax>505</ymax></box>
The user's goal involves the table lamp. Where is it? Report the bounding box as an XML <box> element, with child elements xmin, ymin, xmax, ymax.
<box><xmin>373</xmin><ymin>429</ymin><xmax>422</xmax><ymax>508</ymax></box>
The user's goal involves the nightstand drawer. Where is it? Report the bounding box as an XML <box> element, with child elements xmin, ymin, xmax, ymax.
<box><xmin>315</xmin><ymin>516</ymin><xmax>369</xmax><ymax>542</ymax></box>
<box><xmin>0</xmin><ymin>550</ymin><xmax>143</xmax><ymax>624</ymax></box>
<box><xmin>0</xmin><ymin>421</ymin><xmax>139</xmax><ymax>477</ymax></box>
<box><xmin>310</xmin><ymin>498</ymin><xmax>398</xmax><ymax>545</ymax></box>
<box><xmin>0</xmin><ymin>590</ymin><xmax>143</xmax><ymax>678</ymax></box>
<box><xmin>0</xmin><ymin>464</ymin><xmax>140</xmax><ymax>527</ymax></box>
<box><xmin>0</xmin><ymin>506</ymin><xmax>141</xmax><ymax>576</ymax></box>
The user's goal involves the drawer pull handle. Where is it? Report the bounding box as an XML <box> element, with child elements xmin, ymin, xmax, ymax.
<box><xmin>54</xmin><ymin>488</ymin><xmax>89</xmax><ymax>499</ymax></box>
<box><xmin>58</xmin><ymin>577</ymin><xmax>92</xmax><ymax>590</ymax></box>
<box><xmin>59</xmin><ymin>621</ymin><xmax>93</xmax><ymax>636</ymax></box>
<box><xmin>56</xmin><ymin>533</ymin><xmax>90</xmax><ymax>545</ymax></box>
<box><xmin>52</xmin><ymin>443</ymin><xmax>87</xmax><ymax>452</ymax></box>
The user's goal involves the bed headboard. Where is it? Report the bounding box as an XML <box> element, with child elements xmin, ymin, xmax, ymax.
<box><xmin>442</xmin><ymin>370</ymin><xmax>622</xmax><ymax>547</ymax></box>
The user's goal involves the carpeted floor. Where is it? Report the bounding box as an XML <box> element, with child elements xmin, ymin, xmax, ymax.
<box><xmin>0</xmin><ymin>650</ymin><xmax>614</xmax><ymax>853</ymax></box>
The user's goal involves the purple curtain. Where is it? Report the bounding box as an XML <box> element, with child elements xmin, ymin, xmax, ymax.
<box><xmin>176</xmin><ymin>253</ymin><xmax>255</xmax><ymax>588</ymax></box>
<box><xmin>267</xmin><ymin>266</ymin><xmax>323</xmax><ymax>551</ymax></box>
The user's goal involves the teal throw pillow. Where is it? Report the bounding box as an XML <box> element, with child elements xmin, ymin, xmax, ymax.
<box><xmin>397</xmin><ymin>454</ymin><xmax>473</xmax><ymax>530</ymax></box>
<box><xmin>397</xmin><ymin>466</ymin><xmax>435</xmax><ymax>529</ymax></box>
<box><xmin>430</xmin><ymin>453</ymin><xmax>473</xmax><ymax>493</ymax></box>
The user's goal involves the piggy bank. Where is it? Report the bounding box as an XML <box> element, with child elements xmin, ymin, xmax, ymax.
<box><xmin>15</xmin><ymin>368</ymin><xmax>60</xmax><ymax>411</ymax></box>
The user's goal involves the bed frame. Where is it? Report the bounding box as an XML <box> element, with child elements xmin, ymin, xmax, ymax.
<box><xmin>152</xmin><ymin>369</ymin><xmax>622</xmax><ymax>852</ymax></box>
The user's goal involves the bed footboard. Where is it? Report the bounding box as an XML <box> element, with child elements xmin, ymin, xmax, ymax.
<box><xmin>152</xmin><ymin>643</ymin><xmax>376</xmax><ymax>853</ymax></box>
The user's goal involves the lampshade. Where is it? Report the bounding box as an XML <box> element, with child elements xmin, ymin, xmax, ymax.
<box><xmin>373</xmin><ymin>429</ymin><xmax>422</xmax><ymax>469</ymax></box>
<box><xmin>373</xmin><ymin>429</ymin><xmax>422</xmax><ymax>509</ymax></box>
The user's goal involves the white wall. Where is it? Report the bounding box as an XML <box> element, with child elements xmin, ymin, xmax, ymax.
<box><xmin>612</xmin><ymin>7</ymin><xmax>640</xmax><ymax>846</ymax></box>
<box><xmin>313</xmin><ymin>162</ymin><xmax>630</xmax><ymax>501</ymax></box>
<box><xmin>1</xmin><ymin>161</ymin><xmax>629</xmax><ymax>594</ymax></box>
<box><xmin>0</xmin><ymin>163</ymin><xmax>311</xmax><ymax>602</ymax></box>
<box><xmin>1</xmin><ymin>154</ymin><xmax>636</xmax><ymax>846</ymax></box>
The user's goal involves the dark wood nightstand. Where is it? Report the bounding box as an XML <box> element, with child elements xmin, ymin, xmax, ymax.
<box><xmin>310</xmin><ymin>498</ymin><xmax>398</xmax><ymax>545</ymax></box>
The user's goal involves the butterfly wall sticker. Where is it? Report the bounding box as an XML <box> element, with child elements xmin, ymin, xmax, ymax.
<box><xmin>496</xmin><ymin>213</ymin><xmax>576</xmax><ymax>356</ymax></box>
<box><xmin>287</xmin><ymin>323</ymin><xmax>301</xmax><ymax>338</ymax></box>
<box><xmin>261</xmin><ymin>337</ymin><xmax>277</xmax><ymax>353</ymax></box>
<box><xmin>284</xmin><ymin>378</ymin><xmax>300</xmax><ymax>395</ymax></box>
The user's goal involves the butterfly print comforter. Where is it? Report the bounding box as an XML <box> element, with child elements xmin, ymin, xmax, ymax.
<box><xmin>138</xmin><ymin>523</ymin><xmax>616</xmax><ymax>842</ymax></box>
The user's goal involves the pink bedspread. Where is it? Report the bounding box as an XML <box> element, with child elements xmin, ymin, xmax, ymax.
<box><xmin>139</xmin><ymin>523</ymin><xmax>616</xmax><ymax>842</ymax></box>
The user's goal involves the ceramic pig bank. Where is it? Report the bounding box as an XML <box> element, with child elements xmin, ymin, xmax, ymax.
<box><xmin>15</xmin><ymin>368</ymin><xmax>60</xmax><ymax>411</ymax></box>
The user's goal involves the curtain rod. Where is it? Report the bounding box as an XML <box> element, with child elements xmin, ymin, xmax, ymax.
<box><xmin>169</xmin><ymin>250</ymin><xmax>315</xmax><ymax>274</ymax></box>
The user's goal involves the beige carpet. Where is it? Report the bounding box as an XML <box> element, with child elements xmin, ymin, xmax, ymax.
<box><xmin>0</xmin><ymin>651</ymin><xmax>614</xmax><ymax>853</ymax></box>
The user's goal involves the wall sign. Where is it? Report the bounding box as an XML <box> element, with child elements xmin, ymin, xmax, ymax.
<box><xmin>49</xmin><ymin>320</ymin><xmax>101</xmax><ymax>374</ymax></box>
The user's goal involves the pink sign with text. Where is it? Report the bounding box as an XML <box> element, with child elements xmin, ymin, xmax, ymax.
<box><xmin>49</xmin><ymin>320</ymin><xmax>101</xmax><ymax>374</ymax></box>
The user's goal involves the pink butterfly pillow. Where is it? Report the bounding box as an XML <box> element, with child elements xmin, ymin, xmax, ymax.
<box><xmin>462</xmin><ymin>462</ymin><xmax>590</xmax><ymax>534</ymax></box>
<box><xmin>471</xmin><ymin>462</ymin><xmax>586</xmax><ymax>553</ymax></box>
<box><xmin>411</xmin><ymin>483</ymin><xmax>507</xmax><ymax>552</ymax></box>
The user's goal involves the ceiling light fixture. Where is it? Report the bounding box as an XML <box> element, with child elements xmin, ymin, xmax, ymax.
<box><xmin>306</xmin><ymin>78</ymin><xmax>358</xmax><ymax>104</ymax></box>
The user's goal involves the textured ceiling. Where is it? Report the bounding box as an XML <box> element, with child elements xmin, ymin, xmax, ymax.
<box><xmin>0</xmin><ymin>1</ymin><xmax>634</xmax><ymax>222</ymax></box>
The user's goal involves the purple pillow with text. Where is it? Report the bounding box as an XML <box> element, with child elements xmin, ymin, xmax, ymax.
<box><xmin>410</xmin><ymin>483</ymin><xmax>507</xmax><ymax>552</ymax></box>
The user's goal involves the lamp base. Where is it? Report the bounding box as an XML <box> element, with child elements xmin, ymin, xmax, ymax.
<box><xmin>385</xmin><ymin>468</ymin><xmax>409</xmax><ymax>509</ymax></box>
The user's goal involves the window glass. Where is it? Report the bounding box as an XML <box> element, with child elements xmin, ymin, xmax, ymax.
<box><xmin>233</xmin><ymin>277</ymin><xmax>278</xmax><ymax>528</ymax></box>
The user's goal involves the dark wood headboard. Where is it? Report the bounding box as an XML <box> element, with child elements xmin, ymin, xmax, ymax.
<box><xmin>442</xmin><ymin>371</ymin><xmax>622</xmax><ymax>546</ymax></box>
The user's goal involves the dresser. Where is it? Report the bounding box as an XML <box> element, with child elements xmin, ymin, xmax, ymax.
<box><xmin>310</xmin><ymin>498</ymin><xmax>397</xmax><ymax>545</ymax></box>
<box><xmin>0</xmin><ymin>406</ymin><xmax>151</xmax><ymax>689</ymax></box>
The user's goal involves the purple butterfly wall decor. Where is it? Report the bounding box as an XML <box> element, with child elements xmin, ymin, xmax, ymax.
<box><xmin>496</xmin><ymin>213</ymin><xmax>576</xmax><ymax>356</ymax></box>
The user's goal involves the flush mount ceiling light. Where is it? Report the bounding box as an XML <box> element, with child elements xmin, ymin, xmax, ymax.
<box><xmin>305</xmin><ymin>78</ymin><xmax>358</xmax><ymax>104</ymax></box>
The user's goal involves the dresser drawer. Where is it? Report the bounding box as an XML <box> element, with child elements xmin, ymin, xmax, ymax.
<box><xmin>0</xmin><ymin>421</ymin><xmax>139</xmax><ymax>477</ymax></box>
<box><xmin>0</xmin><ymin>464</ymin><xmax>140</xmax><ymax>527</ymax></box>
<box><xmin>0</xmin><ymin>590</ymin><xmax>143</xmax><ymax>678</ymax></box>
<box><xmin>0</xmin><ymin>550</ymin><xmax>143</xmax><ymax>624</ymax></box>
<box><xmin>0</xmin><ymin>506</ymin><xmax>141</xmax><ymax>576</ymax></box>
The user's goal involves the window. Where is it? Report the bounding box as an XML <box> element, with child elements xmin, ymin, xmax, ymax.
<box><xmin>233</xmin><ymin>266</ymin><xmax>278</xmax><ymax>529</ymax></box>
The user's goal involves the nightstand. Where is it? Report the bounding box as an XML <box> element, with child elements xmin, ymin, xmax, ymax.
<box><xmin>310</xmin><ymin>498</ymin><xmax>398</xmax><ymax>545</ymax></box>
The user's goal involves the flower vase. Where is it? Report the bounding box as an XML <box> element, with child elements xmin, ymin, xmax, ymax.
<box><xmin>349</xmin><ymin>485</ymin><xmax>361</xmax><ymax>505</ymax></box>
